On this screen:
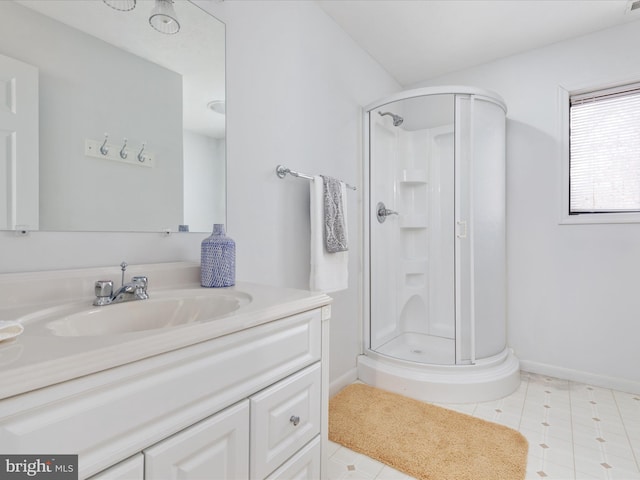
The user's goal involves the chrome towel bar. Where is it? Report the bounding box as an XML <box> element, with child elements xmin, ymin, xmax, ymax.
<box><xmin>275</xmin><ymin>165</ymin><xmax>357</xmax><ymax>190</ymax></box>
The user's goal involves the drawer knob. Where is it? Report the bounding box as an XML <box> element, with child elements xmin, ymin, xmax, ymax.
<box><xmin>289</xmin><ymin>415</ymin><xmax>300</xmax><ymax>427</ymax></box>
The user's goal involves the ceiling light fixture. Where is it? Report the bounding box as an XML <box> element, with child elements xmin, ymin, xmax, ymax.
<box><xmin>207</xmin><ymin>100</ymin><xmax>226</xmax><ymax>115</ymax></box>
<box><xmin>149</xmin><ymin>0</ymin><xmax>181</xmax><ymax>35</ymax></box>
<box><xmin>102</xmin><ymin>0</ymin><xmax>136</xmax><ymax>12</ymax></box>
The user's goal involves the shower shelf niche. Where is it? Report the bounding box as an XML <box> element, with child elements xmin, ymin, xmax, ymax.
<box><xmin>405</xmin><ymin>274</ymin><xmax>426</xmax><ymax>288</ymax></box>
<box><xmin>399</xmin><ymin>215</ymin><xmax>428</xmax><ymax>229</ymax></box>
<box><xmin>399</xmin><ymin>170</ymin><xmax>428</xmax><ymax>184</ymax></box>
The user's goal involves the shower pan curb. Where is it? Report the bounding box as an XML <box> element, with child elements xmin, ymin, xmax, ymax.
<box><xmin>357</xmin><ymin>348</ymin><xmax>520</xmax><ymax>404</ymax></box>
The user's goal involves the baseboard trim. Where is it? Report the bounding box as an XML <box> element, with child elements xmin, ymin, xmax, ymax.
<box><xmin>329</xmin><ymin>367</ymin><xmax>358</xmax><ymax>398</ymax></box>
<box><xmin>520</xmin><ymin>360</ymin><xmax>640</xmax><ymax>394</ymax></box>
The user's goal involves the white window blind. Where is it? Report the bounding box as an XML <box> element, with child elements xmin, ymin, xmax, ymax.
<box><xmin>570</xmin><ymin>83</ymin><xmax>640</xmax><ymax>214</ymax></box>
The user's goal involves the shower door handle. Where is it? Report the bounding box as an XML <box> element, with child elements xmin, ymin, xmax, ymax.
<box><xmin>376</xmin><ymin>202</ymin><xmax>399</xmax><ymax>223</ymax></box>
<box><xmin>456</xmin><ymin>220</ymin><xmax>468</xmax><ymax>238</ymax></box>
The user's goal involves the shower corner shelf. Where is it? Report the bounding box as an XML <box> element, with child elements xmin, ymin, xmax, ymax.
<box><xmin>399</xmin><ymin>215</ymin><xmax>428</xmax><ymax>229</ymax></box>
<box><xmin>399</xmin><ymin>169</ymin><xmax>428</xmax><ymax>184</ymax></box>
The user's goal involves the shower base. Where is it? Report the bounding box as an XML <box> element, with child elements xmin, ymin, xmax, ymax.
<box><xmin>376</xmin><ymin>332</ymin><xmax>454</xmax><ymax>365</ymax></box>
<box><xmin>357</xmin><ymin>347</ymin><xmax>520</xmax><ymax>404</ymax></box>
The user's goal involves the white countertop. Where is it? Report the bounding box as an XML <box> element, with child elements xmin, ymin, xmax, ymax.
<box><xmin>0</xmin><ymin>263</ymin><xmax>332</xmax><ymax>400</ymax></box>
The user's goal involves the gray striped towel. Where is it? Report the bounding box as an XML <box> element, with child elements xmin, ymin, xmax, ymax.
<box><xmin>320</xmin><ymin>175</ymin><xmax>348</xmax><ymax>253</ymax></box>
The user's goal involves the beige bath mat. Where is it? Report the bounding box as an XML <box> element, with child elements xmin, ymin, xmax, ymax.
<box><xmin>329</xmin><ymin>383</ymin><xmax>528</xmax><ymax>480</ymax></box>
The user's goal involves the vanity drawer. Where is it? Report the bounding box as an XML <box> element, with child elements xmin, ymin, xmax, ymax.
<box><xmin>250</xmin><ymin>363</ymin><xmax>321</xmax><ymax>480</ymax></box>
<box><xmin>265</xmin><ymin>436</ymin><xmax>320</xmax><ymax>480</ymax></box>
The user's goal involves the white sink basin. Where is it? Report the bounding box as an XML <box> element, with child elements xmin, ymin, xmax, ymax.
<box><xmin>21</xmin><ymin>289</ymin><xmax>252</xmax><ymax>337</ymax></box>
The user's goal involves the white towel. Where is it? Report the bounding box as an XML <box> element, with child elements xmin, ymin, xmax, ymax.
<box><xmin>0</xmin><ymin>321</ymin><xmax>24</xmax><ymax>341</ymax></box>
<box><xmin>310</xmin><ymin>176</ymin><xmax>348</xmax><ymax>292</ymax></box>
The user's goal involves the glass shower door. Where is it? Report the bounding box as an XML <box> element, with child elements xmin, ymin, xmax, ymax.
<box><xmin>369</xmin><ymin>94</ymin><xmax>456</xmax><ymax>365</ymax></box>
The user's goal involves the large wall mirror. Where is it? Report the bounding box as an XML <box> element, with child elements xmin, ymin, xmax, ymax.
<box><xmin>0</xmin><ymin>0</ymin><xmax>225</xmax><ymax>233</ymax></box>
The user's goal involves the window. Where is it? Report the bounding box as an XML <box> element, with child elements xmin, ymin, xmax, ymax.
<box><xmin>569</xmin><ymin>83</ymin><xmax>640</xmax><ymax>216</ymax></box>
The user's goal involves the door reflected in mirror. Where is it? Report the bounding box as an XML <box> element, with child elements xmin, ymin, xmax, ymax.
<box><xmin>0</xmin><ymin>0</ymin><xmax>225</xmax><ymax>233</ymax></box>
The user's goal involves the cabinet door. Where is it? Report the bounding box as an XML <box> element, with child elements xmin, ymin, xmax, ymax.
<box><xmin>144</xmin><ymin>400</ymin><xmax>249</xmax><ymax>480</ymax></box>
<box><xmin>88</xmin><ymin>454</ymin><xmax>143</xmax><ymax>480</ymax></box>
<box><xmin>250</xmin><ymin>363</ymin><xmax>321</xmax><ymax>479</ymax></box>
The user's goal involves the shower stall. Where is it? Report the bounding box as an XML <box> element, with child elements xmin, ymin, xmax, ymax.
<box><xmin>359</xmin><ymin>86</ymin><xmax>520</xmax><ymax>403</ymax></box>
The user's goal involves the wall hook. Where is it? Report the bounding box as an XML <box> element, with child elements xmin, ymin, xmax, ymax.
<box><xmin>120</xmin><ymin>138</ymin><xmax>128</xmax><ymax>159</ymax></box>
<box><xmin>100</xmin><ymin>133</ymin><xmax>109</xmax><ymax>156</ymax></box>
<box><xmin>137</xmin><ymin>142</ymin><xmax>146</xmax><ymax>163</ymax></box>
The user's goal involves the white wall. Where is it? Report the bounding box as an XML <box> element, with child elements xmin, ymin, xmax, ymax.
<box><xmin>0</xmin><ymin>1</ymin><xmax>400</xmax><ymax>389</ymax></box>
<box><xmin>413</xmin><ymin>21</ymin><xmax>640</xmax><ymax>391</ymax></box>
<box><xmin>198</xmin><ymin>0</ymin><xmax>400</xmax><ymax>388</ymax></box>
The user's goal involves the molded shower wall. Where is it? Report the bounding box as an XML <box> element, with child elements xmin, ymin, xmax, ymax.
<box><xmin>368</xmin><ymin>91</ymin><xmax>508</xmax><ymax>367</ymax></box>
<box><xmin>363</xmin><ymin>89</ymin><xmax>517</xmax><ymax>402</ymax></box>
<box><xmin>369</xmin><ymin>104</ymin><xmax>456</xmax><ymax>360</ymax></box>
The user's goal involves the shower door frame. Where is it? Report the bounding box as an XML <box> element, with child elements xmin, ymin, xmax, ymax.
<box><xmin>362</xmin><ymin>86</ymin><xmax>507</xmax><ymax>367</ymax></box>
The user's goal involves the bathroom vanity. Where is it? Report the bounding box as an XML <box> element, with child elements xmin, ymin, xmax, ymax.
<box><xmin>0</xmin><ymin>263</ymin><xmax>332</xmax><ymax>479</ymax></box>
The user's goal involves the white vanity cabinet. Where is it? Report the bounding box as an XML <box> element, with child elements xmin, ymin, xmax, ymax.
<box><xmin>139</xmin><ymin>363</ymin><xmax>322</xmax><ymax>480</ymax></box>
<box><xmin>0</xmin><ymin>302</ymin><xmax>330</xmax><ymax>480</ymax></box>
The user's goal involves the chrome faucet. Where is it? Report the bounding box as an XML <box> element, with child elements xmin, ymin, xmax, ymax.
<box><xmin>93</xmin><ymin>262</ymin><xmax>149</xmax><ymax>306</ymax></box>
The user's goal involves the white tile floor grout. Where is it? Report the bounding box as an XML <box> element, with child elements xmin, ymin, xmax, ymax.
<box><xmin>327</xmin><ymin>372</ymin><xmax>640</xmax><ymax>479</ymax></box>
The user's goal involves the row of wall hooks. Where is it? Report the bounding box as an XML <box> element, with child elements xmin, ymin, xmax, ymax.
<box><xmin>100</xmin><ymin>133</ymin><xmax>146</xmax><ymax>162</ymax></box>
<box><xmin>85</xmin><ymin>133</ymin><xmax>154</xmax><ymax>168</ymax></box>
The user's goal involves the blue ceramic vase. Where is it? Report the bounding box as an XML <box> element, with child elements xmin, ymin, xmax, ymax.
<box><xmin>201</xmin><ymin>224</ymin><xmax>235</xmax><ymax>287</ymax></box>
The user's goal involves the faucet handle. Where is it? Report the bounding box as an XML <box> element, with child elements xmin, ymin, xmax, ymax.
<box><xmin>132</xmin><ymin>276</ymin><xmax>147</xmax><ymax>288</ymax></box>
<box><xmin>132</xmin><ymin>276</ymin><xmax>149</xmax><ymax>299</ymax></box>
<box><xmin>94</xmin><ymin>280</ymin><xmax>113</xmax><ymax>306</ymax></box>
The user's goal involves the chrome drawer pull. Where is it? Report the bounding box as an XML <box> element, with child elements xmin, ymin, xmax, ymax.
<box><xmin>289</xmin><ymin>415</ymin><xmax>300</xmax><ymax>427</ymax></box>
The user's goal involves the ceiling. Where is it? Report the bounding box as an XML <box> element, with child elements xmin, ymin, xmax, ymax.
<box><xmin>316</xmin><ymin>0</ymin><xmax>640</xmax><ymax>86</ymax></box>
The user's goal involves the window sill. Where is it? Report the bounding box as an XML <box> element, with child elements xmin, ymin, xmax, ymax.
<box><xmin>559</xmin><ymin>212</ymin><xmax>640</xmax><ymax>225</ymax></box>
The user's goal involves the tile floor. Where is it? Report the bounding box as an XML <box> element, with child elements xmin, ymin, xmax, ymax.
<box><xmin>327</xmin><ymin>372</ymin><xmax>640</xmax><ymax>480</ymax></box>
